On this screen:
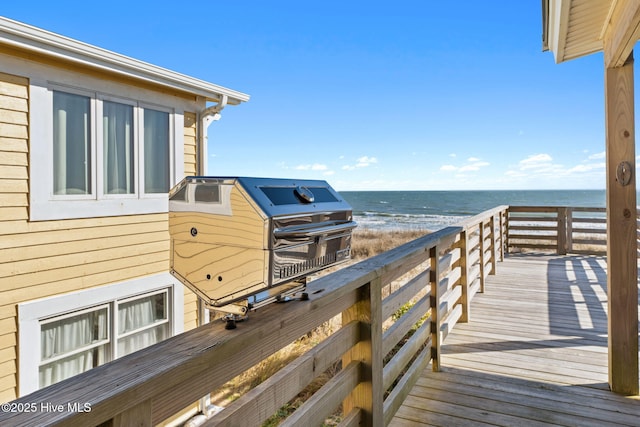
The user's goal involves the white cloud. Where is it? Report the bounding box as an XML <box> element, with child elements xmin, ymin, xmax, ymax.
<box><xmin>295</xmin><ymin>163</ymin><xmax>328</xmax><ymax>171</ymax></box>
<box><xmin>460</xmin><ymin>161</ymin><xmax>490</xmax><ymax>172</ymax></box>
<box><xmin>504</xmin><ymin>152</ymin><xmax>605</xmax><ymax>188</ymax></box>
<box><xmin>588</xmin><ymin>151</ymin><xmax>606</xmax><ymax>160</ymax></box>
<box><xmin>449</xmin><ymin>153</ymin><xmax>457</xmax><ymax>158</ymax></box>
<box><xmin>567</xmin><ymin>162</ymin><xmax>605</xmax><ymax>173</ymax></box>
<box><xmin>356</xmin><ymin>156</ymin><xmax>378</xmax><ymax>167</ymax></box>
<box><xmin>519</xmin><ymin>153</ymin><xmax>553</xmax><ymax>169</ymax></box>
<box><xmin>440</xmin><ymin>158</ymin><xmax>489</xmax><ymax>173</ymax></box>
<box><xmin>342</xmin><ymin>155</ymin><xmax>378</xmax><ymax>171</ymax></box>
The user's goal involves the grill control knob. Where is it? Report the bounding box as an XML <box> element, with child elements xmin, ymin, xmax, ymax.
<box><xmin>294</xmin><ymin>186</ymin><xmax>315</xmax><ymax>203</ymax></box>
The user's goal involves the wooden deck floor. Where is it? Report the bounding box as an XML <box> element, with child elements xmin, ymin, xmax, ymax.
<box><xmin>390</xmin><ymin>253</ymin><xmax>640</xmax><ymax>426</ymax></box>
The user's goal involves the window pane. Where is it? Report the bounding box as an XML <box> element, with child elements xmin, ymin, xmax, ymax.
<box><xmin>117</xmin><ymin>292</ymin><xmax>168</xmax><ymax>357</ymax></box>
<box><xmin>39</xmin><ymin>308</ymin><xmax>108</xmax><ymax>387</ymax></box>
<box><xmin>39</xmin><ymin>344</ymin><xmax>108</xmax><ymax>388</ymax></box>
<box><xmin>53</xmin><ymin>91</ymin><xmax>92</xmax><ymax>195</ymax></box>
<box><xmin>118</xmin><ymin>324</ymin><xmax>168</xmax><ymax>357</ymax></box>
<box><xmin>144</xmin><ymin>109</ymin><xmax>170</xmax><ymax>193</ymax></box>
<box><xmin>118</xmin><ymin>293</ymin><xmax>167</xmax><ymax>335</ymax></box>
<box><xmin>103</xmin><ymin>101</ymin><xmax>134</xmax><ymax>194</ymax></box>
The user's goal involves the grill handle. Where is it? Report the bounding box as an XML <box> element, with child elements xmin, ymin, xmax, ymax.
<box><xmin>273</xmin><ymin>220</ymin><xmax>357</xmax><ymax>239</ymax></box>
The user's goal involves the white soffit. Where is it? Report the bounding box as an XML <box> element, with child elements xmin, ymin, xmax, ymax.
<box><xmin>546</xmin><ymin>0</ymin><xmax>615</xmax><ymax>63</ymax></box>
<box><xmin>0</xmin><ymin>16</ymin><xmax>249</xmax><ymax>105</ymax></box>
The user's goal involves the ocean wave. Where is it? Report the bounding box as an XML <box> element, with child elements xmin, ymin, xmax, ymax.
<box><xmin>353</xmin><ymin>212</ymin><xmax>468</xmax><ymax>231</ymax></box>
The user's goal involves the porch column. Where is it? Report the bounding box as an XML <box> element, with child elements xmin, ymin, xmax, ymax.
<box><xmin>604</xmin><ymin>52</ymin><xmax>639</xmax><ymax>395</ymax></box>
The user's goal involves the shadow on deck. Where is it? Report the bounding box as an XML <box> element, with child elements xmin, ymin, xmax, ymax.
<box><xmin>391</xmin><ymin>254</ymin><xmax>640</xmax><ymax>426</ymax></box>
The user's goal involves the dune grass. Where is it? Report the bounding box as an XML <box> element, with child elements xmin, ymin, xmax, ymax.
<box><xmin>350</xmin><ymin>228</ymin><xmax>430</xmax><ymax>259</ymax></box>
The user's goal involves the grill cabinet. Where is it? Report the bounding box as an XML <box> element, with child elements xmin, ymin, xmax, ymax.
<box><xmin>169</xmin><ymin>177</ymin><xmax>356</xmax><ymax>310</ymax></box>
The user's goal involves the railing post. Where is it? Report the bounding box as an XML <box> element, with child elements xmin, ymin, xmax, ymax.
<box><xmin>498</xmin><ymin>209</ymin><xmax>506</xmax><ymax>261</ymax></box>
<box><xmin>557</xmin><ymin>207</ymin><xmax>568</xmax><ymax>255</ymax></box>
<box><xmin>489</xmin><ymin>215</ymin><xmax>497</xmax><ymax>275</ymax></box>
<box><xmin>505</xmin><ymin>208</ymin><xmax>511</xmax><ymax>254</ymax></box>
<box><xmin>479</xmin><ymin>221</ymin><xmax>486</xmax><ymax>293</ymax></box>
<box><xmin>341</xmin><ymin>278</ymin><xmax>383</xmax><ymax>427</ymax></box>
<box><xmin>459</xmin><ymin>230</ymin><xmax>470</xmax><ymax>323</ymax></box>
<box><xmin>566</xmin><ymin>207</ymin><xmax>573</xmax><ymax>253</ymax></box>
<box><xmin>111</xmin><ymin>399</ymin><xmax>152</xmax><ymax>427</ymax></box>
<box><xmin>430</xmin><ymin>245</ymin><xmax>441</xmax><ymax>372</ymax></box>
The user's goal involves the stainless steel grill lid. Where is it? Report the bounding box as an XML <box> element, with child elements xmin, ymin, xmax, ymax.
<box><xmin>169</xmin><ymin>176</ymin><xmax>353</xmax><ymax>217</ymax></box>
<box><xmin>169</xmin><ymin>177</ymin><xmax>356</xmax><ymax>308</ymax></box>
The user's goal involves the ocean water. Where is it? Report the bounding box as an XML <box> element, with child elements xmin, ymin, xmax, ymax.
<box><xmin>339</xmin><ymin>190</ymin><xmax>607</xmax><ymax>231</ymax></box>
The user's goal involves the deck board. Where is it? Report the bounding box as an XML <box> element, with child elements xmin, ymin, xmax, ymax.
<box><xmin>390</xmin><ymin>253</ymin><xmax>640</xmax><ymax>426</ymax></box>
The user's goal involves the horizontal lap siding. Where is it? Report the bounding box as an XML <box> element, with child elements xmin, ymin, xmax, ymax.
<box><xmin>0</xmin><ymin>72</ymin><xmax>28</xmax><ymax>401</ymax></box>
<box><xmin>0</xmin><ymin>72</ymin><xmax>28</xmax><ymax>224</ymax></box>
<box><xmin>0</xmin><ymin>70</ymin><xmax>201</xmax><ymax>401</ymax></box>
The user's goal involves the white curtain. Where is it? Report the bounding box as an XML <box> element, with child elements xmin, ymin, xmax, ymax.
<box><xmin>52</xmin><ymin>91</ymin><xmax>91</xmax><ymax>195</ymax></box>
<box><xmin>143</xmin><ymin>109</ymin><xmax>170</xmax><ymax>193</ymax></box>
<box><xmin>39</xmin><ymin>308</ymin><xmax>107</xmax><ymax>388</ymax></box>
<box><xmin>38</xmin><ymin>293</ymin><xmax>169</xmax><ymax>389</ymax></box>
<box><xmin>117</xmin><ymin>294</ymin><xmax>167</xmax><ymax>357</ymax></box>
<box><xmin>103</xmin><ymin>101</ymin><xmax>134</xmax><ymax>194</ymax></box>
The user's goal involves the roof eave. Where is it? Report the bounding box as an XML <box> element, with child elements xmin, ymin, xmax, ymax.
<box><xmin>0</xmin><ymin>16</ymin><xmax>250</xmax><ymax>105</ymax></box>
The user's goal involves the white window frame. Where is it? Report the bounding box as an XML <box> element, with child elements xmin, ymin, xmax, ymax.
<box><xmin>18</xmin><ymin>273</ymin><xmax>184</xmax><ymax>396</ymax></box>
<box><xmin>29</xmin><ymin>79</ymin><xmax>185</xmax><ymax>221</ymax></box>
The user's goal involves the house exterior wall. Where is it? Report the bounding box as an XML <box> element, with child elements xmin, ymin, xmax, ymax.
<box><xmin>0</xmin><ymin>61</ymin><xmax>202</xmax><ymax>402</ymax></box>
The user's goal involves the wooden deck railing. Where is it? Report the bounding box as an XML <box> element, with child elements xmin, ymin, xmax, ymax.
<box><xmin>507</xmin><ymin>206</ymin><xmax>608</xmax><ymax>255</ymax></box>
<box><xmin>0</xmin><ymin>206</ymin><xmax>509</xmax><ymax>427</ymax></box>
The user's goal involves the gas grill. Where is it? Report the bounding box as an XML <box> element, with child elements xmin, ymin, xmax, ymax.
<box><xmin>169</xmin><ymin>177</ymin><xmax>356</xmax><ymax>317</ymax></box>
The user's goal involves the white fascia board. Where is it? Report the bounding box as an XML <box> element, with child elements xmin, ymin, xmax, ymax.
<box><xmin>546</xmin><ymin>0</ymin><xmax>572</xmax><ymax>63</ymax></box>
<box><xmin>0</xmin><ymin>16</ymin><xmax>250</xmax><ymax>105</ymax></box>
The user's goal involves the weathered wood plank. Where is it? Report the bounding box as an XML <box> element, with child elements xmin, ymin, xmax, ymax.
<box><xmin>281</xmin><ymin>361</ymin><xmax>360</xmax><ymax>427</ymax></box>
<box><xmin>604</xmin><ymin>54</ymin><xmax>639</xmax><ymax>395</ymax></box>
<box><xmin>208</xmin><ymin>321</ymin><xmax>359</xmax><ymax>427</ymax></box>
<box><xmin>381</xmin><ymin>269</ymin><xmax>428</xmax><ymax>321</ymax></box>
<box><xmin>391</xmin><ymin>254</ymin><xmax>640</xmax><ymax>426</ymax></box>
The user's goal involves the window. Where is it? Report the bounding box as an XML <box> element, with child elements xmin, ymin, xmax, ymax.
<box><xmin>29</xmin><ymin>81</ymin><xmax>185</xmax><ymax>221</ymax></box>
<box><xmin>38</xmin><ymin>291</ymin><xmax>170</xmax><ymax>388</ymax></box>
<box><xmin>51</xmin><ymin>89</ymin><xmax>172</xmax><ymax>199</ymax></box>
<box><xmin>19</xmin><ymin>274</ymin><xmax>184</xmax><ymax>395</ymax></box>
<box><xmin>39</xmin><ymin>305</ymin><xmax>109</xmax><ymax>388</ymax></box>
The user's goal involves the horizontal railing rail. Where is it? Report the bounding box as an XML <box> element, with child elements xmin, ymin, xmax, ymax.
<box><xmin>0</xmin><ymin>205</ymin><xmax>510</xmax><ymax>427</ymax></box>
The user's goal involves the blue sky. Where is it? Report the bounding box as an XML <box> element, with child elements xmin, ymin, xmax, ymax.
<box><xmin>3</xmin><ymin>2</ymin><xmax>618</xmax><ymax>191</ymax></box>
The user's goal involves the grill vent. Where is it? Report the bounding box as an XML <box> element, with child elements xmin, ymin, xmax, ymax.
<box><xmin>279</xmin><ymin>253</ymin><xmax>339</xmax><ymax>279</ymax></box>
